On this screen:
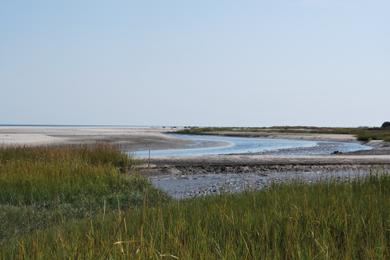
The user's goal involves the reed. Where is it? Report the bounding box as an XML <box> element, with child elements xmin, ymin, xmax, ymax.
<box><xmin>0</xmin><ymin>145</ymin><xmax>169</xmax><ymax>244</ymax></box>
<box><xmin>1</xmin><ymin>171</ymin><xmax>389</xmax><ymax>259</ymax></box>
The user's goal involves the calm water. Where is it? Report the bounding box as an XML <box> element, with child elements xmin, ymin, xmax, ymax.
<box><xmin>133</xmin><ymin>134</ymin><xmax>372</xmax><ymax>158</ymax></box>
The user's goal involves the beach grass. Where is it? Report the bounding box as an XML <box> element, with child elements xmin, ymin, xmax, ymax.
<box><xmin>1</xmin><ymin>146</ymin><xmax>389</xmax><ymax>260</ymax></box>
<box><xmin>0</xmin><ymin>145</ymin><xmax>169</xmax><ymax>244</ymax></box>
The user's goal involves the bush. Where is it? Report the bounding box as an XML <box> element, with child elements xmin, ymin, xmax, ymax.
<box><xmin>357</xmin><ymin>134</ymin><xmax>370</xmax><ymax>142</ymax></box>
<box><xmin>382</xmin><ymin>122</ymin><xmax>390</xmax><ymax>128</ymax></box>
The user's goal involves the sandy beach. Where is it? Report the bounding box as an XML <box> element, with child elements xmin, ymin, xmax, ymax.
<box><xmin>0</xmin><ymin>126</ymin><xmax>206</xmax><ymax>150</ymax></box>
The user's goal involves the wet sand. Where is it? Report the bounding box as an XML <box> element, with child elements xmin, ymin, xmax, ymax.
<box><xmin>150</xmin><ymin>169</ymin><xmax>388</xmax><ymax>199</ymax></box>
<box><xmin>140</xmin><ymin>154</ymin><xmax>390</xmax><ymax>178</ymax></box>
<box><xmin>142</xmin><ymin>155</ymin><xmax>390</xmax><ymax>199</ymax></box>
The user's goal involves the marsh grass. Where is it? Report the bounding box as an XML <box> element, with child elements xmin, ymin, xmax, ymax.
<box><xmin>178</xmin><ymin>126</ymin><xmax>390</xmax><ymax>142</ymax></box>
<box><xmin>1</xmin><ymin>173</ymin><xmax>390</xmax><ymax>259</ymax></box>
<box><xmin>0</xmin><ymin>144</ymin><xmax>132</xmax><ymax>167</ymax></box>
<box><xmin>0</xmin><ymin>145</ymin><xmax>169</xmax><ymax>243</ymax></box>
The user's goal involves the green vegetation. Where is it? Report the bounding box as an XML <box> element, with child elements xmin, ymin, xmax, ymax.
<box><xmin>1</xmin><ymin>145</ymin><xmax>390</xmax><ymax>259</ymax></box>
<box><xmin>382</xmin><ymin>122</ymin><xmax>390</xmax><ymax>129</ymax></box>
<box><xmin>178</xmin><ymin>126</ymin><xmax>390</xmax><ymax>142</ymax></box>
<box><xmin>0</xmin><ymin>145</ymin><xmax>169</xmax><ymax>244</ymax></box>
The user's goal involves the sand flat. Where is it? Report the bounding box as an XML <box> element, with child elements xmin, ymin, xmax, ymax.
<box><xmin>0</xmin><ymin>127</ymin><xmax>214</xmax><ymax>150</ymax></box>
<box><xmin>0</xmin><ymin>133</ymin><xmax>63</xmax><ymax>146</ymax></box>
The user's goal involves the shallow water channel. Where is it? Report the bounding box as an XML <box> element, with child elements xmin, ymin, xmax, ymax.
<box><xmin>135</xmin><ymin>134</ymin><xmax>375</xmax><ymax>199</ymax></box>
<box><xmin>134</xmin><ymin>134</ymin><xmax>371</xmax><ymax>158</ymax></box>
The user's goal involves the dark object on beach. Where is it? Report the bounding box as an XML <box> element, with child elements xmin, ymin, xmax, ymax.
<box><xmin>382</xmin><ymin>122</ymin><xmax>390</xmax><ymax>128</ymax></box>
<box><xmin>332</xmin><ymin>151</ymin><xmax>343</xmax><ymax>155</ymax></box>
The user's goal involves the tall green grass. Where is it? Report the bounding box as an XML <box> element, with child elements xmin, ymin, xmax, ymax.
<box><xmin>0</xmin><ymin>145</ymin><xmax>169</xmax><ymax>243</ymax></box>
<box><xmin>1</xmin><ymin>174</ymin><xmax>390</xmax><ymax>259</ymax></box>
<box><xmin>0</xmin><ymin>144</ymin><xmax>131</xmax><ymax>167</ymax></box>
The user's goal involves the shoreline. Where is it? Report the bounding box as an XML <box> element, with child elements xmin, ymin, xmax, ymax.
<box><xmin>140</xmin><ymin>154</ymin><xmax>390</xmax><ymax>175</ymax></box>
<box><xmin>1</xmin><ymin>126</ymin><xmax>390</xmax><ymax>168</ymax></box>
<box><xmin>174</xmin><ymin>130</ymin><xmax>358</xmax><ymax>142</ymax></box>
<box><xmin>1</xmin><ymin>126</ymin><xmax>390</xmax><ymax>199</ymax></box>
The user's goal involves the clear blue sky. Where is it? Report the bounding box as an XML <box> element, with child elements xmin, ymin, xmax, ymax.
<box><xmin>1</xmin><ymin>0</ymin><xmax>389</xmax><ymax>127</ymax></box>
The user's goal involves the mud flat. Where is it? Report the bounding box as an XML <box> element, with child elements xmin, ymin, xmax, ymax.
<box><xmin>149</xmin><ymin>168</ymin><xmax>389</xmax><ymax>199</ymax></box>
<box><xmin>139</xmin><ymin>154</ymin><xmax>390</xmax><ymax>199</ymax></box>
<box><xmin>141</xmin><ymin>155</ymin><xmax>390</xmax><ymax>180</ymax></box>
<box><xmin>145</xmin><ymin>154</ymin><xmax>390</xmax><ymax>168</ymax></box>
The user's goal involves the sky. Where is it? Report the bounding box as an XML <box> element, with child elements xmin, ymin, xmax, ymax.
<box><xmin>0</xmin><ymin>0</ymin><xmax>389</xmax><ymax>127</ymax></box>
